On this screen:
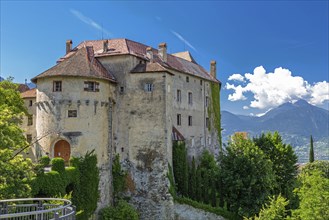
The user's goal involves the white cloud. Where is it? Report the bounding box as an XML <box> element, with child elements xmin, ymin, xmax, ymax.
<box><xmin>70</xmin><ymin>9</ymin><xmax>113</xmax><ymax>37</ymax></box>
<box><xmin>228</xmin><ymin>73</ymin><xmax>245</xmax><ymax>82</ymax></box>
<box><xmin>309</xmin><ymin>81</ymin><xmax>329</xmax><ymax>105</ymax></box>
<box><xmin>171</xmin><ymin>30</ymin><xmax>197</xmax><ymax>52</ymax></box>
<box><xmin>226</xmin><ymin>66</ymin><xmax>329</xmax><ymax>110</ymax></box>
<box><xmin>243</xmin><ymin>106</ymin><xmax>249</xmax><ymax>110</ymax></box>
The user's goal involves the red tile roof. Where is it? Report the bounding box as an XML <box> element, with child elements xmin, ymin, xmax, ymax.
<box><xmin>21</xmin><ymin>88</ymin><xmax>36</xmax><ymax>98</ymax></box>
<box><xmin>32</xmin><ymin>46</ymin><xmax>116</xmax><ymax>83</ymax></box>
<box><xmin>17</xmin><ymin>84</ymin><xmax>30</xmax><ymax>93</ymax></box>
<box><xmin>59</xmin><ymin>39</ymin><xmax>219</xmax><ymax>83</ymax></box>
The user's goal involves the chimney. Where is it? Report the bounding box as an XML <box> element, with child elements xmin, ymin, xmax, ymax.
<box><xmin>146</xmin><ymin>47</ymin><xmax>153</xmax><ymax>62</ymax></box>
<box><xmin>66</xmin><ymin>39</ymin><xmax>72</xmax><ymax>54</ymax></box>
<box><xmin>103</xmin><ymin>40</ymin><xmax>108</xmax><ymax>53</ymax></box>
<box><xmin>158</xmin><ymin>42</ymin><xmax>167</xmax><ymax>62</ymax></box>
<box><xmin>210</xmin><ymin>60</ymin><xmax>216</xmax><ymax>78</ymax></box>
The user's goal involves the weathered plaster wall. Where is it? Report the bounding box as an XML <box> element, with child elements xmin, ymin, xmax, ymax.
<box><xmin>171</xmin><ymin>70</ymin><xmax>218</xmax><ymax>160</ymax></box>
<box><xmin>35</xmin><ymin>76</ymin><xmax>116</xmax><ymax>208</ymax></box>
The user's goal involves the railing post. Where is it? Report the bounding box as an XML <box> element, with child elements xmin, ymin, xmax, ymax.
<box><xmin>72</xmin><ymin>206</ymin><xmax>76</xmax><ymax>220</ymax></box>
<box><xmin>54</xmin><ymin>212</ymin><xmax>59</xmax><ymax>220</ymax></box>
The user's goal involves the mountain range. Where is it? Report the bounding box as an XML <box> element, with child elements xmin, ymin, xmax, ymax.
<box><xmin>221</xmin><ymin>99</ymin><xmax>329</xmax><ymax>163</ymax></box>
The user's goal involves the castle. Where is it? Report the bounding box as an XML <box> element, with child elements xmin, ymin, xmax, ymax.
<box><xmin>20</xmin><ymin>38</ymin><xmax>221</xmax><ymax>219</ymax></box>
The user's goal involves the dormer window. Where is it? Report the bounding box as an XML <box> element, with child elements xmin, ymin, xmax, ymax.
<box><xmin>84</xmin><ymin>81</ymin><xmax>100</xmax><ymax>92</ymax></box>
<box><xmin>53</xmin><ymin>81</ymin><xmax>62</xmax><ymax>92</ymax></box>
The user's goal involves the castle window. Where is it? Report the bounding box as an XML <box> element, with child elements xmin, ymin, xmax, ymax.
<box><xmin>200</xmin><ymin>80</ymin><xmax>203</xmax><ymax>85</ymax></box>
<box><xmin>68</xmin><ymin>110</ymin><xmax>77</xmax><ymax>118</ymax></box>
<box><xmin>144</xmin><ymin>83</ymin><xmax>154</xmax><ymax>92</ymax></box>
<box><xmin>84</xmin><ymin>81</ymin><xmax>100</xmax><ymax>92</ymax></box>
<box><xmin>188</xmin><ymin>92</ymin><xmax>193</xmax><ymax>105</ymax></box>
<box><xmin>26</xmin><ymin>134</ymin><xmax>32</xmax><ymax>144</ymax></box>
<box><xmin>177</xmin><ymin>90</ymin><xmax>181</xmax><ymax>102</ymax></box>
<box><xmin>120</xmin><ymin>86</ymin><xmax>124</xmax><ymax>93</ymax></box>
<box><xmin>27</xmin><ymin>115</ymin><xmax>33</xmax><ymax>126</ymax></box>
<box><xmin>186</xmin><ymin>76</ymin><xmax>189</xmax><ymax>82</ymax></box>
<box><xmin>206</xmin><ymin>117</ymin><xmax>210</xmax><ymax>128</ymax></box>
<box><xmin>188</xmin><ymin>116</ymin><xmax>192</xmax><ymax>126</ymax></box>
<box><xmin>29</xmin><ymin>100</ymin><xmax>33</xmax><ymax>106</ymax></box>
<box><xmin>206</xmin><ymin>96</ymin><xmax>209</xmax><ymax>107</ymax></box>
<box><xmin>191</xmin><ymin>137</ymin><xmax>195</xmax><ymax>147</ymax></box>
<box><xmin>177</xmin><ymin>114</ymin><xmax>181</xmax><ymax>126</ymax></box>
<box><xmin>53</xmin><ymin>81</ymin><xmax>62</xmax><ymax>92</ymax></box>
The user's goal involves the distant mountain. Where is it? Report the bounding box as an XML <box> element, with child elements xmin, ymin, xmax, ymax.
<box><xmin>0</xmin><ymin>76</ymin><xmax>4</xmax><ymax>81</ymax></box>
<box><xmin>222</xmin><ymin>100</ymin><xmax>329</xmax><ymax>162</ymax></box>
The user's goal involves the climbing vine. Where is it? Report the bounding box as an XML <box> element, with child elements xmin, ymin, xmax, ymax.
<box><xmin>208</xmin><ymin>82</ymin><xmax>222</xmax><ymax>150</ymax></box>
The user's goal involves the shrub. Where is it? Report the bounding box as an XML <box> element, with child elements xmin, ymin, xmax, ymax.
<box><xmin>99</xmin><ymin>200</ymin><xmax>139</xmax><ymax>220</ymax></box>
<box><xmin>39</xmin><ymin>156</ymin><xmax>51</xmax><ymax>167</ymax></box>
<box><xmin>51</xmin><ymin>157</ymin><xmax>65</xmax><ymax>173</ymax></box>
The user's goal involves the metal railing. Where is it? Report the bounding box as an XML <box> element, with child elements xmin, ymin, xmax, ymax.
<box><xmin>0</xmin><ymin>198</ymin><xmax>75</xmax><ymax>220</ymax></box>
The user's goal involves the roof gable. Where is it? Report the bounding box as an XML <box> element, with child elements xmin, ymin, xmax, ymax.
<box><xmin>32</xmin><ymin>46</ymin><xmax>116</xmax><ymax>83</ymax></box>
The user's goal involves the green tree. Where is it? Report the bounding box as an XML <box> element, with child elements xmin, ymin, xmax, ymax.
<box><xmin>196</xmin><ymin>165</ymin><xmax>202</xmax><ymax>202</ymax></box>
<box><xmin>309</xmin><ymin>135</ymin><xmax>314</xmax><ymax>163</ymax></box>
<box><xmin>112</xmin><ymin>154</ymin><xmax>127</xmax><ymax>200</ymax></box>
<box><xmin>253</xmin><ymin>132</ymin><xmax>298</xmax><ymax>201</ymax></box>
<box><xmin>0</xmin><ymin>80</ymin><xmax>35</xmax><ymax>199</ymax></box>
<box><xmin>71</xmin><ymin>151</ymin><xmax>99</xmax><ymax>220</ymax></box>
<box><xmin>188</xmin><ymin>157</ymin><xmax>197</xmax><ymax>200</ymax></box>
<box><xmin>246</xmin><ymin>195</ymin><xmax>289</xmax><ymax>220</ymax></box>
<box><xmin>219</xmin><ymin>136</ymin><xmax>275</xmax><ymax>217</ymax></box>
<box><xmin>173</xmin><ymin>141</ymin><xmax>188</xmax><ymax>196</ymax></box>
<box><xmin>301</xmin><ymin>160</ymin><xmax>329</xmax><ymax>178</ymax></box>
<box><xmin>291</xmin><ymin>170</ymin><xmax>329</xmax><ymax>220</ymax></box>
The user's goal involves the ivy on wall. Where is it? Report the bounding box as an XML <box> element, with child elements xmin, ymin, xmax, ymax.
<box><xmin>209</xmin><ymin>82</ymin><xmax>222</xmax><ymax>151</ymax></box>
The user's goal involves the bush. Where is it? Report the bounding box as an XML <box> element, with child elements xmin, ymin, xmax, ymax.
<box><xmin>99</xmin><ymin>200</ymin><xmax>139</xmax><ymax>220</ymax></box>
<box><xmin>51</xmin><ymin>158</ymin><xmax>65</xmax><ymax>173</ymax></box>
<box><xmin>39</xmin><ymin>156</ymin><xmax>51</xmax><ymax>167</ymax></box>
<box><xmin>31</xmin><ymin>171</ymin><xmax>66</xmax><ymax>196</ymax></box>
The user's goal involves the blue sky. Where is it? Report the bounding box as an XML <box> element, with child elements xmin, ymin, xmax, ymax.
<box><xmin>1</xmin><ymin>1</ymin><xmax>328</xmax><ymax>115</ymax></box>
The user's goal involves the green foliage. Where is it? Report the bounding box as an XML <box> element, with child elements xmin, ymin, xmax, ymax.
<box><xmin>51</xmin><ymin>157</ymin><xmax>65</xmax><ymax>173</ymax></box>
<box><xmin>167</xmin><ymin>163</ymin><xmax>176</xmax><ymax>197</ymax></box>
<box><xmin>39</xmin><ymin>156</ymin><xmax>51</xmax><ymax>167</ymax></box>
<box><xmin>209</xmin><ymin>82</ymin><xmax>222</xmax><ymax>150</ymax></box>
<box><xmin>309</xmin><ymin>135</ymin><xmax>314</xmax><ymax>163</ymax></box>
<box><xmin>31</xmin><ymin>170</ymin><xmax>66</xmax><ymax>196</ymax></box>
<box><xmin>175</xmin><ymin>197</ymin><xmax>240</xmax><ymax>220</ymax></box>
<box><xmin>219</xmin><ymin>136</ymin><xmax>275</xmax><ymax>217</ymax></box>
<box><xmin>188</xmin><ymin>157</ymin><xmax>196</xmax><ymax>200</ymax></box>
<box><xmin>112</xmin><ymin>154</ymin><xmax>127</xmax><ymax>199</ymax></box>
<box><xmin>246</xmin><ymin>195</ymin><xmax>289</xmax><ymax>220</ymax></box>
<box><xmin>301</xmin><ymin>160</ymin><xmax>329</xmax><ymax>178</ymax></box>
<box><xmin>291</xmin><ymin>170</ymin><xmax>329</xmax><ymax>220</ymax></box>
<box><xmin>0</xmin><ymin>80</ymin><xmax>27</xmax><ymax>151</ymax></box>
<box><xmin>0</xmin><ymin>150</ymin><xmax>34</xmax><ymax>199</ymax></box>
<box><xmin>71</xmin><ymin>151</ymin><xmax>99</xmax><ymax>220</ymax></box>
<box><xmin>0</xmin><ymin>80</ymin><xmax>35</xmax><ymax>199</ymax></box>
<box><xmin>253</xmin><ymin>132</ymin><xmax>298</xmax><ymax>202</ymax></box>
<box><xmin>99</xmin><ymin>200</ymin><xmax>139</xmax><ymax>220</ymax></box>
<box><xmin>173</xmin><ymin>141</ymin><xmax>189</xmax><ymax>196</ymax></box>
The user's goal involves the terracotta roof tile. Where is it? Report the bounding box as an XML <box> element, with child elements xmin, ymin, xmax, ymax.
<box><xmin>58</xmin><ymin>39</ymin><xmax>220</xmax><ymax>83</ymax></box>
<box><xmin>17</xmin><ymin>84</ymin><xmax>30</xmax><ymax>93</ymax></box>
<box><xmin>21</xmin><ymin>88</ymin><xmax>36</xmax><ymax>98</ymax></box>
<box><xmin>130</xmin><ymin>62</ymin><xmax>174</xmax><ymax>74</ymax></box>
<box><xmin>32</xmin><ymin>46</ymin><xmax>116</xmax><ymax>83</ymax></box>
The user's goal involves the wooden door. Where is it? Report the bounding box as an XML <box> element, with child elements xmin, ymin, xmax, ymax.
<box><xmin>54</xmin><ymin>140</ymin><xmax>71</xmax><ymax>162</ymax></box>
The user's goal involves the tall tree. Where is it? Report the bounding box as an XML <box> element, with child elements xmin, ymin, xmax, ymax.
<box><xmin>0</xmin><ymin>79</ymin><xmax>34</xmax><ymax>199</ymax></box>
<box><xmin>309</xmin><ymin>135</ymin><xmax>315</xmax><ymax>163</ymax></box>
<box><xmin>219</xmin><ymin>135</ymin><xmax>275</xmax><ymax>217</ymax></box>
<box><xmin>172</xmin><ymin>142</ymin><xmax>188</xmax><ymax>196</ymax></box>
<box><xmin>188</xmin><ymin>157</ymin><xmax>197</xmax><ymax>200</ymax></box>
<box><xmin>253</xmin><ymin>132</ymin><xmax>298</xmax><ymax>201</ymax></box>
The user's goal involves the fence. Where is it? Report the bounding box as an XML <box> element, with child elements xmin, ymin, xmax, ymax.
<box><xmin>0</xmin><ymin>198</ymin><xmax>75</xmax><ymax>220</ymax></box>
